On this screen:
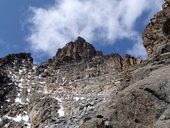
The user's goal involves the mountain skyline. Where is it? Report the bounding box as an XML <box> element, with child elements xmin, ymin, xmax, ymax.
<box><xmin>0</xmin><ymin>0</ymin><xmax>164</xmax><ymax>63</ymax></box>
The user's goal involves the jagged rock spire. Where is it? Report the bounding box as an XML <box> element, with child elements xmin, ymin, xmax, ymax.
<box><xmin>55</xmin><ymin>37</ymin><xmax>97</xmax><ymax>62</ymax></box>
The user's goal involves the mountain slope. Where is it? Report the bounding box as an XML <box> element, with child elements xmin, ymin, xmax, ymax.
<box><xmin>0</xmin><ymin>0</ymin><xmax>170</xmax><ymax>128</ymax></box>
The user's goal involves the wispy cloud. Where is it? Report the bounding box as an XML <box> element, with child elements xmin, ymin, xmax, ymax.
<box><xmin>127</xmin><ymin>36</ymin><xmax>147</xmax><ymax>59</ymax></box>
<box><xmin>27</xmin><ymin>0</ymin><xmax>163</xmax><ymax>57</ymax></box>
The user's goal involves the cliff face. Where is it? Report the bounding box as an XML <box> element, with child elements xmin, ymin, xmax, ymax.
<box><xmin>106</xmin><ymin>54</ymin><xmax>142</xmax><ymax>71</ymax></box>
<box><xmin>0</xmin><ymin>43</ymin><xmax>142</xmax><ymax>128</ymax></box>
<box><xmin>0</xmin><ymin>0</ymin><xmax>170</xmax><ymax>128</ymax></box>
<box><xmin>143</xmin><ymin>0</ymin><xmax>170</xmax><ymax>58</ymax></box>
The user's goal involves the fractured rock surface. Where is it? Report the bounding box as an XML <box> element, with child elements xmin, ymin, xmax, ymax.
<box><xmin>143</xmin><ymin>0</ymin><xmax>170</xmax><ymax>58</ymax></box>
<box><xmin>54</xmin><ymin>37</ymin><xmax>97</xmax><ymax>63</ymax></box>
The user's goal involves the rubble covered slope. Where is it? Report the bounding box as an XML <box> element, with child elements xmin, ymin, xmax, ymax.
<box><xmin>0</xmin><ymin>0</ymin><xmax>170</xmax><ymax>128</ymax></box>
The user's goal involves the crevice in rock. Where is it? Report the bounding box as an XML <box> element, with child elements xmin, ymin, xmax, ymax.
<box><xmin>144</xmin><ymin>88</ymin><xmax>170</xmax><ymax>104</ymax></box>
<box><xmin>163</xmin><ymin>18</ymin><xmax>170</xmax><ymax>36</ymax></box>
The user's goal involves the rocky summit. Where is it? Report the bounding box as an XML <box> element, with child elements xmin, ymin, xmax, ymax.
<box><xmin>1</xmin><ymin>0</ymin><xmax>170</xmax><ymax>128</ymax></box>
<box><xmin>54</xmin><ymin>37</ymin><xmax>97</xmax><ymax>63</ymax></box>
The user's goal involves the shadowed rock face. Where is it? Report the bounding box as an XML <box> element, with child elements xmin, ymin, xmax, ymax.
<box><xmin>0</xmin><ymin>73</ymin><xmax>16</xmax><ymax>115</ymax></box>
<box><xmin>143</xmin><ymin>0</ymin><xmax>170</xmax><ymax>58</ymax></box>
<box><xmin>0</xmin><ymin>53</ymin><xmax>33</xmax><ymax>69</ymax></box>
<box><xmin>163</xmin><ymin>18</ymin><xmax>170</xmax><ymax>36</ymax></box>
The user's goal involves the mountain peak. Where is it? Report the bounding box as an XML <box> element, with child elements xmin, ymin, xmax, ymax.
<box><xmin>55</xmin><ymin>37</ymin><xmax>97</xmax><ymax>63</ymax></box>
<box><xmin>75</xmin><ymin>36</ymin><xmax>86</xmax><ymax>43</ymax></box>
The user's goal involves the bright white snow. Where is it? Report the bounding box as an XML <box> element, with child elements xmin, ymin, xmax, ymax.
<box><xmin>74</xmin><ymin>96</ymin><xmax>85</xmax><ymax>101</ymax></box>
<box><xmin>5</xmin><ymin>114</ymin><xmax>30</xmax><ymax>128</ymax></box>
<box><xmin>43</xmin><ymin>87</ymin><xmax>48</xmax><ymax>94</ymax></box>
<box><xmin>58</xmin><ymin>105</ymin><xmax>65</xmax><ymax>117</ymax></box>
<box><xmin>15</xmin><ymin>97</ymin><xmax>22</xmax><ymax>104</ymax></box>
<box><xmin>6</xmin><ymin>99</ymin><xmax>10</xmax><ymax>102</ymax></box>
<box><xmin>6</xmin><ymin>115</ymin><xmax>22</xmax><ymax>122</ymax></box>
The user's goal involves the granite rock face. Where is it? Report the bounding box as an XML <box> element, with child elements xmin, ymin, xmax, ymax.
<box><xmin>143</xmin><ymin>0</ymin><xmax>170</xmax><ymax>58</ymax></box>
<box><xmin>106</xmin><ymin>54</ymin><xmax>142</xmax><ymax>71</ymax></box>
<box><xmin>0</xmin><ymin>0</ymin><xmax>170</xmax><ymax>128</ymax></box>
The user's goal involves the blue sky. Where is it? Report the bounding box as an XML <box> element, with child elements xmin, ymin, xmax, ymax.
<box><xmin>0</xmin><ymin>0</ymin><xmax>164</xmax><ymax>63</ymax></box>
<box><xmin>0</xmin><ymin>0</ymin><xmax>55</xmax><ymax>62</ymax></box>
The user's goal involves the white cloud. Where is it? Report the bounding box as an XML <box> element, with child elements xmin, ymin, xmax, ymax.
<box><xmin>27</xmin><ymin>0</ymin><xmax>163</xmax><ymax>57</ymax></box>
<box><xmin>127</xmin><ymin>36</ymin><xmax>147</xmax><ymax>59</ymax></box>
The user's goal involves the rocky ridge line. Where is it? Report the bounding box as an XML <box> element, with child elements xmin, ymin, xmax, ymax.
<box><xmin>48</xmin><ymin>36</ymin><xmax>143</xmax><ymax>71</ymax></box>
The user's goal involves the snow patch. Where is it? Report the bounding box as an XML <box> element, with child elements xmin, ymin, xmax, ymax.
<box><xmin>80</xmin><ymin>97</ymin><xmax>85</xmax><ymax>100</ymax></box>
<box><xmin>18</xmin><ymin>83</ymin><xmax>22</xmax><ymax>88</ymax></box>
<box><xmin>15</xmin><ymin>97</ymin><xmax>23</xmax><ymax>104</ymax></box>
<box><xmin>6</xmin><ymin>99</ymin><xmax>10</xmax><ymax>102</ymax></box>
<box><xmin>4</xmin><ymin>124</ymin><xmax>9</xmax><ymax>128</ymax></box>
<box><xmin>33</xmin><ymin>65</ymin><xmax>37</xmax><ymax>71</ymax></box>
<box><xmin>43</xmin><ymin>87</ymin><xmax>48</xmax><ymax>94</ymax></box>
<box><xmin>62</xmin><ymin>77</ymin><xmax>65</xmax><ymax>81</ymax></box>
<box><xmin>6</xmin><ymin>115</ymin><xmax>22</xmax><ymax>122</ymax></box>
<box><xmin>114</xmin><ymin>80</ymin><xmax>121</xmax><ymax>85</ymax></box>
<box><xmin>38</xmin><ymin>75</ymin><xmax>42</xmax><ymax>79</ymax></box>
<box><xmin>74</xmin><ymin>96</ymin><xmax>85</xmax><ymax>101</ymax></box>
<box><xmin>22</xmin><ymin>115</ymin><xmax>29</xmax><ymax>122</ymax></box>
<box><xmin>5</xmin><ymin>114</ymin><xmax>30</xmax><ymax>128</ymax></box>
<box><xmin>56</xmin><ymin>98</ymin><xmax>65</xmax><ymax>117</ymax></box>
<box><xmin>27</xmin><ymin>88</ymin><xmax>31</xmax><ymax>93</ymax></box>
<box><xmin>58</xmin><ymin>105</ymin><xmax>65</xmax><ymax>117</ymax></box>
<box><xmin>19</xmin><ymin>69</ymin><xmax>23</xmax><ymax>74</ymax></box>
<box><xmin>22</xmin><ymin>59</ymin><xmax>25</xmax><ymax>63</ymax></box>
<box><xmin>74</xmin><ymin>97</ymin><xmax>79</xmax><ymax>101</ymax></box>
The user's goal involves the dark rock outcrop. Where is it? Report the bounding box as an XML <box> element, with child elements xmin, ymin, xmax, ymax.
<box><xmin>0</xmin><ymin>53</ymin><xmax>33</xmax><ymax>69</ymax></box>
<box><xmin>0</xmin><ymin>73</ymin><xmax>16</xmax><ymax>115</ymax></box>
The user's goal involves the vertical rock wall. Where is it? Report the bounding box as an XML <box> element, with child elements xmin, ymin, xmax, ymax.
<box><xmin>143</xmin><ymin>0</ymin><xmax>170</xmax><ymax>58</ymax></box>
